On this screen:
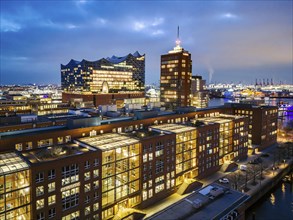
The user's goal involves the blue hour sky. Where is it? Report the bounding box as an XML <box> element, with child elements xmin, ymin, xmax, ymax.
<box><xmin>1</xmin><ymin>0</ymin><xmax>292</xmax><ymax>85</ymax></box>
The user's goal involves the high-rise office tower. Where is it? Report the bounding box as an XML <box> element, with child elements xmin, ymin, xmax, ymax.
<box><xmin>160</xmin><ymin>27</ymin><xmax>192</xmax><ymax>110</ymax></box>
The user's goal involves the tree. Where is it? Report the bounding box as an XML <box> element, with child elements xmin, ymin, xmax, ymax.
<box><xmin>230</xmin><ymin>171</ymin><xmax>243</xmax><ymax>190</ymax></box>
<box><xmin>248</xmin><ymin>164</ymin><xmax>258</xmax><ymax>186</ymax></box>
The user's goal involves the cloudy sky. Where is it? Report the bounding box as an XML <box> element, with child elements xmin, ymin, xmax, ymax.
<box><xmin>1</xmin><ymin>0</ymin><xmax>292</xmax><ymax>85</ymax></box>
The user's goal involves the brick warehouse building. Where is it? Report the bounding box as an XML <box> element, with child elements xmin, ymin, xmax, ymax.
<box><xmin>0</xmin><ymin>105</ymin><xmax>276</xmax><ymax>220</ymax></box>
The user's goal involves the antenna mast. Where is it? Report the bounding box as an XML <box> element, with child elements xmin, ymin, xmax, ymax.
<box><xmin>176</xmin><ymin>26</ymin><xmax>181</xmax><ymax>47</ymax></box>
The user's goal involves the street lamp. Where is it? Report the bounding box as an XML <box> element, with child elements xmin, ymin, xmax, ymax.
<box><xmin>283</xmin><ymin>159</ymin><xmax>286</xmax><ymax>168</ymax></box>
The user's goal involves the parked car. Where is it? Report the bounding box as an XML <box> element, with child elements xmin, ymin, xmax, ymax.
<box><xmin>219</xmin><ymin>178</ymin><xmax>230</xmax><ymax>184</ymax></box>
<box><xmin>239</xmin><ymin>165</ymin><xmax>247</xmax><ymax>171</ymax></box>
<box><xmin>249</xmin><ymin>157</ymin><xmax>263</xmax><ymax>164</ymax></box>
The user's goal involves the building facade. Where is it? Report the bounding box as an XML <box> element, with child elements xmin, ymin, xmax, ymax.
<box><xmin>160</xmin><ymin>39</ymin><xmax>192</xmax><ymax>110</ymax></box>
<box><xmin>225</xmin><ymin>103</ymin><xmax>278</xmax><ymax>150</ymax></box>
<box><xmin>61</xmin><ymin>52</ymin><xmax>145</xmax><ymax>94</ymax></box>
<box><xmin>190</xmin><ymin>75</ymin><xmax>209</xmax><ymax>108</ymax></box>
<box><xmin>0</xmin><ymin>105</ymin><xmax>277</xmax><ymax>220</ymax></box>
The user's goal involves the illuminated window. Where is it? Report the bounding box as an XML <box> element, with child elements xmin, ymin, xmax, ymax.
<box><xmin>93</xmin><ymin>180</ymin><xmax>99</xmax><ymax>189</ymax></box>
<box><xmin>48</xmin><ymin>182</ymin><xmax>55</xmax><ymax>193</ymax></box>
<box><xmin>36</xmin><ymin>186</ymin><xmax>44</xmax><ymax>196</ymax></box>
<box><xmin>57</xmin><ymin>137</ymin><xmax>64</xmax><ymax>144</ymax></box>
<box><xmin>62</xmin><ymin>211</ymin><xmax>79</xmax><ymax>220</ymax></box>
<box><xmin>36</xmin><ymin>199</ymin><xmax>44</xmax><ymax>209</ymax></box>
<box><xmin>84</xmin><ymin>206</ymin><xmax>91</xmax><ymax>216</ymax></box>
<box><xmin>93</xmin><ymin>202</ymin><xmax>99</xmax><ymax>212</ymax></box>
<box><xmin>65</xmin><ymin>135</ymin><xmax>71</xmax><ymax>143</ymax></box>
<box><xmin>84</xmin><ymin>172</ymin><xmax>90</xmax><ymax>181</ymax></box>
<box><xmin>48</xmin><ymin>195</ymin><xmax>56</xmax><ymax>205</ymax></box>
<box><xmin>26</xmin><ymin>142</ymin><xmax>32</xmax><ymax>150</ymax></box>
<box><xmin>15</xmin><ymin>143</ymin><xmax>23</xmax><ymax>151</ymax></box>
<box><xmin>149</xmin><ymin>189</ymin><xmax>153</xmax><ymax>198</ymax></box>
<box><xmin>142</xmin><ymin>190</ymin><xmax>147</xmax><ymax>201</ymax></box>
<box><xmin>62</xmin><ymin>187</ymin><xmax>79</xmax><ymax>210</ymax></box>
<box><xmin>85</xmin><ymin>183</ymin><xmax>91</xmax><ymax>192</ymax></box>
<box><xmin>93</xmin><ymin>169</ymin><xmax>99</xmax><ymax>178</ymax></box>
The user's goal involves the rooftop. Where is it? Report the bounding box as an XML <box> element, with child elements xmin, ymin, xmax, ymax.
<box><xmin>149</xmin><ymin>183</ymin><xmax>249</xmax><ymax>220</ymax></box>
<box><xmin>76</xmin><ymin>133</ymin><xmax>140</xmax><ymax>151</ymax></box>
<box><xmin>21</xmin><ymin>143</ymin><xmax>94</xmax><ymax>163</ymax></box>
<box><xmin>197</xmin><ymin>114</ymin><xmax>245</xmax><ymax>125</ymax></box>
<box><xmin>150</xmin><ymin>123</ymin><xmax>196</xmax><ymax>134</ymax></box>
<box><xmin>0</xmin><ymin>152</ymin><xmax>29</xmax><ymax>175</ymax></box>
<box><xmin>125</xmin><ymin>129</ymin><xmax>164</xmax><ymax>140</ymax></box>
<box><xmin>61</xmin><ymin>51</ymin><xmax>144</xmax><ymax>67</ymax></box>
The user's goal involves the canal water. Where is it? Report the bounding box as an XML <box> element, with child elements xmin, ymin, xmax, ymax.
<box><xmin>208</xmin><ymin>98</ymin><xmax>293</xmax><ymax>219</ymax></box>
<box><xmin>245</xmin><ymin>180</ymin><xmax>293</xmax><ymax>220</ymax></box>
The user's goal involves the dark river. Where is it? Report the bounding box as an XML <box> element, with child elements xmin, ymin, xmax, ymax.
<box><xmin>208</xmin><ymin>98</ymin><xmax>293</xmax><ymax>220</ymax></box>
<box><xmin>245</xmin><ymin>180</ymin><xmax>293</xmax><ymax>220</ymax></box>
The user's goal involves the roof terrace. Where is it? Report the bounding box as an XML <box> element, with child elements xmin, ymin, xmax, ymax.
<box><xmin>21</xmin><ymin>143</ymin><xmax>93</xmax><ymax>164</ymax></box>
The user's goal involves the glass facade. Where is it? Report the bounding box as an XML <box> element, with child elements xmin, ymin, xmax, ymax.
<box><xmin>101</xmin><ymin>143</ymin><xmax>140</xmax><ymax>208</ymax></box>
<box><xmin>61</xmin><ymin>52</ymin><xmax>145</xmax><ymax>93</ymax></box>
<box><xmin>0</xmin><ymin>153</ymin><xmax>31</xmax><ymax>220</ymax></box>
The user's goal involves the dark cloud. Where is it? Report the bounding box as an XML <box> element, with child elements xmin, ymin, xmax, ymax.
<box><xmin>0</xmin><ymin>0</ymin><xmax>292</xmax><ymax>85</ymax></box>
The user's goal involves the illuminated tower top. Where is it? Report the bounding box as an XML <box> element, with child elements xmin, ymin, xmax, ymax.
<box><xmin>169</xmin><ymin>26</ymin><xmax>184</xmax><ymax>53</ymax></box>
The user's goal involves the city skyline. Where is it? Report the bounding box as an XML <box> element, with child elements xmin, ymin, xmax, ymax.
<box><xmin>1</xmin><ymin>0</ymin><xmax>292</xmax><ymax>85</ymax></box>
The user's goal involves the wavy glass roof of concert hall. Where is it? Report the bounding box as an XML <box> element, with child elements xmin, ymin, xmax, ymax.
<box><xmin>61</xmin><ymin>51</ymin><xmax>144</xmax><ymax>67</ymax></box>
<box><xmin>77</xmin><ymin>133</ymin><xmax>139</xmax><ymax>151</ymax></box>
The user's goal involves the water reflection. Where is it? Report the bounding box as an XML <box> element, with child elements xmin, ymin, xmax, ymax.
<box><xmin>269</xmin><ymin>193</ymin><xmax>276</xmax><ymax>206</ymax></box>
<box><xmin>282</xmin><ymin>183</ymin><xmax>286</xmax><ymax>194</ymax></box>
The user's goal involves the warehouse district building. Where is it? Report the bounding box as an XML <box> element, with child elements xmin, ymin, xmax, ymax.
<box><xmin>0</xmin><ymin>104</ymin><xmax>277</xmax><ymax>220</ymax></box>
